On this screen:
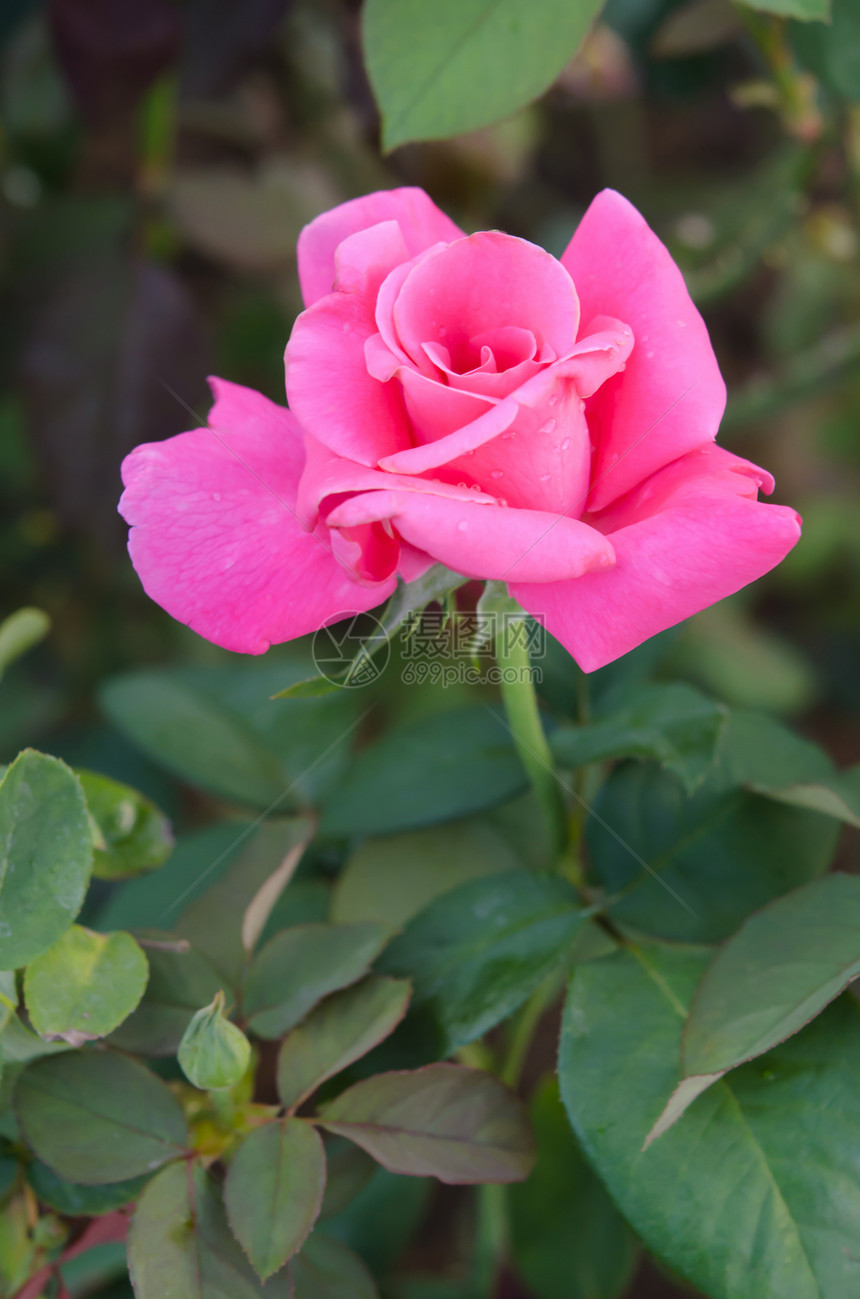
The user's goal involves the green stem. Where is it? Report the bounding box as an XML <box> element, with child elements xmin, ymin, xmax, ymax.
<box><xmin>500</xmin><ymin>972</ymin><xmax>560</xmax><ymax>1090</ymax></box>
<box><xmin>495</xmin><ymin>625</ymin><xmax>567</xmax><ymax>861</ymax></box>
<box><xmin>472</xmin><ymin>1182</ymin><xmax>508</xmax><ymax>1298</ymax></box>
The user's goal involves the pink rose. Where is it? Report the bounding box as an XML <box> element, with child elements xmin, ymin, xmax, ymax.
<box><xmin>119</xmin><ymin>187</ymin><xmax>800</xmax><ymax>670</ymax></box>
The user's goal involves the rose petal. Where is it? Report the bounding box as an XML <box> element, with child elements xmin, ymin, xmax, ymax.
<box><xmin>333</xmin><ymin>220</ymin><xmax>410</xmax><ymax>301</ymax></box>
<box><xmin>287</xmin><ymin>291</ymin><xmax>412</xmax><ymax>465</ymax></box>
<box><xmin>119</xmin><ymin>379</ymin><xmax>393</xmax><ymax>654</ymax></box>
<box><xmin>427</xmin><ymin>326</ymin><xmax>544</xmax><ymax>399</ymax></box>
<box><xmin>326</xmin><ymin>490</ymin><xmax>615</xmax><ymax>583</ymax></box>
<box><xmin>378</xmin><ymin>326</ymin><xmax>633</xmax><ymax>510</ymax></box>
<box><xmin>439</xmin><ymin>376</ymin><xmax>591</xmax><ymax>514</ymax></box>
<box><xmin>393</xmin><ymin>232</ymin><xmax>580</xmax><ymax>372</ymax></box>
<box><xmin>562</xmin><ymin>190</ymin><xmax>726</xmax><ymax>512</ymax></box>
<box><xmin>512</xmin><ymin>447</ymin><xmax>800</xmax><ymax>671</ymax></box>
<box><xmin>586</xmin><ymin>443</ymin><xmax>774</xmax><ymax>534</ymax></box>
<box><xmin>374</xmin><ymin>245</ymin><xmax>448</xmax><ymax>379</ymax></box>
<box><xmin>298</xmin><ymin>187</ymin><xmax>464</xmax><ymax>307</ymax></box>
<box><xmin>399</xmin><ymin>366</ymin><xmax>497</xmax><ymax>446</ymax></box>
<box><xmin>297</xmin><ymin>432</ymin><xmax>497</xmax><ymax>529</ymax></box>
<box><xmin>329</xmin><ymin>520</ymin><xmax>401</xmax><ymax>584</ymax></box>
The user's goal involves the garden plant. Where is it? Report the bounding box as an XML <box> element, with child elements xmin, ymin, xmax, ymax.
<box><xmin>1</xmin><ymin>0</ymin><xmax>860</xmax><ymax>1297</ymax></box>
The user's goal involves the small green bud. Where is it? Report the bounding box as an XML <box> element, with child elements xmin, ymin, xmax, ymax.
<box><xmin>178</xmin><ymin>990</ymin><xmax>251</xmax><ymax>1091</ymax></box>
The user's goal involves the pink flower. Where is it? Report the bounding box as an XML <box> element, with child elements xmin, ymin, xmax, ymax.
<box><xmin>120</xmin><ymin>187</ymin><xmax>800</xmax><ymax>671</ymax></box>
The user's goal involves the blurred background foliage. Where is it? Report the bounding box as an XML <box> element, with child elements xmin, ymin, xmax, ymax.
<box><xmin>0</xmin><ymin>0</ymin><xmax>859</xmax><ymax>1294</ymax></box>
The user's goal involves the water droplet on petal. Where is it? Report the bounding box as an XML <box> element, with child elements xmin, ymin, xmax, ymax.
<box><xmin>548</xmin><ymin>395</ymin><xmax>558</xmax><ymax>407</ymax></box>
<box><xmin>540</xmin><ymin>419</ymin><xmax>557</xmax><ymax>434</ymax></box>
<box><xmin>580</xmin><ymin>400</ymin><xmax>586</xmax><ymax>411</ymax></box>
<box><xmin>470</xmin><ymin>483</ymin><xmax>482</xmax><ymax>492</ymax></box>
<box><xmin>540</xmin><ymin>473</ymin><xmax>551</xmax><ymax>482</ymax></box>
<box><xmin>498</xmin><ymin>497</ymin><xmax>508</xmax><ymax>507</ymax></box>
<box><xmin>457</xmin><ymin>482</ymin><xmax>468</xmax><ymax>489</ymax></box>
<box><xmin>561</xmin><ymin>438</ymin><xmax>571</xmax><ymax>452</ymax></box>
<box><xmin>619</xmin><ymin>362</ymin><xmax>626</xmax><ymax>371</ymax></box>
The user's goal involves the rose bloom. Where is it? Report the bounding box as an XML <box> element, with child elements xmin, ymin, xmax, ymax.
<box><xmin>120</xmin><ymin>187</ymin><xmax>799</xmax><ymax>671</ymax></box>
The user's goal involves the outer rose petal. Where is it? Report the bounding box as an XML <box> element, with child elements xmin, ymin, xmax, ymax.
<box><xmin>287</xmin><ymin>291</ymin><xmax>413</xmax><ymax>465</ymax></box>
<box><xmin>332</xmin><ymin>221</ymin><xmax>410</xmax><ymax>302</ymax></box>
<box><xmin>562</xmin><ymin>190</ymin><xmax>726</xmax><ymax>512</ymax></box>
<box><xmin>297</xmin><ymin>433</ymin><xmax>496</xmax><ymax>529</ymax></box>
<box><xmin>297</xmin><ymin>187</ymin><xmax>464</xmax><ymax>308</ymax></box>
<box><xmin>326</xmin><ymin>490</ymin><xmax>615</xmax><ymax>584</ymax></box>
<box><xmin>119</xmin><ymin>379</ymin><xmax>394</xmax><ymax>654</ymax></box>
<box><xmin>510</xmin><ymin>448</ymin><xmax>800</xmax><ymax>672</ymax></box>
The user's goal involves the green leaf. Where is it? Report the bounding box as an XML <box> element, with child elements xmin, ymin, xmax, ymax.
<box><xmin>0</xmin><ymin>608</ymin><xmax>50</xmax><ymax>679</ymax></box>
<box><xmin>242</xmin><ymin>833</ymin><xmax>310</xmax><ymax>955</ymax></box>
<box><xmin>0</xmin><ymin>750</ymin><xmax>93</xmax><ymax>968</ymax></box>
<box><xmin>27</xmin><ymin>1159</ymin><xmax>148</xmax><ymax>1215</ymax></box>
<box><xmin>319</xmin><ymin>1063</ymin><xmax>535</xmax><ymax>1183</ymax></box>
<box><xmin>320</xmin><ymin>1165</ymin><xmax>429</xmax><ymax>1274</ymax></box>
<box><xmin>102</xmin><ymin>657</ymin><xmax>362</xmax><ymax>806</ymax></box>
<box><xmin>291</xmin><ymin>1232</ymin><xmax>378</xmax><ymax>1299</ymax></box>
<box><xmin>109</xmin><ymin>942</ymin><xmax>224</xmax><ymax>1056</ymax></box>
<box><xmin>178</xmin><ymin>990</ymin><xmax>251</xmax><ymax>1090</ymax></box>
<box><xmin>717</xmin><ymin>707</ymin><xmax>833</xmax><ymax>789</ymax></box>
<box><xmin>16</xmin><ymin>1052</ymin><xmax>187</xmax><ymax>1183</ymax></box>
<box><xmin>560</xmin><ymin>942</ymin><xmax>860</xmax><ymax>1299</ymax></box>
<box><xmin>100</xmin><ymin>670</ymin><xmax>288</xmax><ymax>807</ymax></box>
<box><xmin>195</xmin><ymin>656</ymin><xmax>364</xmax><ymax>804</ymax></box>
<box><xmin>177</xmin><ymin>818</ymin><xmax>315</xmax><ymax>987</ymax></box>
<box><xmin>24</xmin><ymin>926</ymin><xmax>148</xmax><ymax>1044</ymax></box>
<box><xmin>0</xmin><ymin>1015</ymin><xmax>70</xmax><ymax>1065</ymax></box>
<box><xmin>362</xmin><ymin>0</ymin><xmax>606</xmax><ymax>149</ymax></box>
<box><xmin>381</xmin><ymin>872</ymin><xmax>582</xmax><ymax>1053</ymax></box>
<box><xmin>128</xmin><ymin>1160</ymin><xmax>293</xmax><ymax>1298</ymax></box>
<box><xmin>331</xmin><ymin>818</ymin><xmax>520</xmax><ymax>928</ymax></box>
<box><xmin>590</xmin><ymin>761</ymin><xmax>839</xmax><ymax>942</ymax></box>
<box><xmin>707</xmin><ymin>709</ymin><xmax>860</xmax><ymax>829</ymax></box>
<box><xmin>0</xmin><ymin>1143</ymin><xmax>17</xmax><ymax>1201</ymax></box>
<box><xmin>790</xmin><ymin>0</ymin><xmax>860</xmax><ymax>100</ymax></box>
<box><xmin>94</xmin><ymin>821</ymin><xmax>253</xmax><ymax>934</ymax></box>
<box><xmin>0</xmin><ymin>1189</ymin><xmax>34</xmax><ymax>1294</ymax></box>
<box><xmin>224</xmin><ymin>1118</ymin><xmax>326</xmax><ymax>1280</ymax></box>
<box><xmin>77</xmin><ymin>769</ymin><xmax>173</xmax><ymax>879</ymax></box>
<box><xmin>321</xmin><ymin>708</ymin><xmax>527</xmax><ymax>836</ymax></box>
<box><xmin>277</xmin><ymin>977</ymin><xmax>412</xmax><ymax>1110</ymax></box>
<box><xmin>509</xmin><ymin>1077</ymin><xmax>638</xmax><ymax>1299</ymax></box>
<box><xmin>319</xmin><ymin>1141</ymin><xmax>376</xmax><ymax>1221</ymax></box>
<box><xmin>740</xmin><ymin>0</ymin><xmax>829</xmax><ymax>19</ymax></box>
<box><xmin>244</xmin><ymin>923</ymin><xmax>390</xmax><ymax>1040</ymax></box>
<box><xmin>647</xmin><ymin>873</ymin><xmax>860</xmax><ymax>1142</ymax></box>
<box><xmin>551</xmin><ymin>683</ymin><xmax>727</xmax><ymax>794</ymax></box>
<box><xmin>755</xmin><ymin>767</ymin><xmax>860</xmax><ymax>827</ymax></box>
